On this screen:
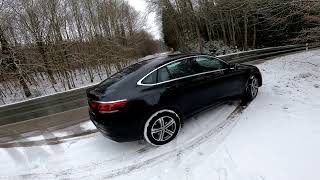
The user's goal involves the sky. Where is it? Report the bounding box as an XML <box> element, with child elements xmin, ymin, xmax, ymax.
<box><xmin>127</xmin><ymin>0</ymin><xmax>161</xmax><ymax>39</ymax></box>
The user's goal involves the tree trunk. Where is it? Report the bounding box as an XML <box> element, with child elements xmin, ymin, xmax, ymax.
<box><xmin>230</xmin><ymin>13</ymin><xmax>236</xmax><ymax>47</ymax></box>
<box><xmin>244</xmin><ymin>13</ymin><xmax>248</xmax><ymax>50</ymax></box>
<box><xmin>36</xmin><ymin>40</ymin><xmax>56</xmax><ymax>84</ymax></box>
<box><xmin>252</xmin><ymin>17</ymin><xmax>257</xmax><ymax>49</ymax></box>
<box><xmin>196</xmin><ymin>25</ymin><xmax>203</xmax><ymax>53</ymax></box>
<box><xmin>219</xmin><ymin>12</ymin><xmax>228</xmax><ymax>44</ymax></box>
<box><xmin>0</xmin><ymin>26</ymin><xmax>31</xmax><ymax>97</ymax></box>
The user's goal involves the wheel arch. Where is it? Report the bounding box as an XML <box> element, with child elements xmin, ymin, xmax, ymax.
<box><xmin>142</xmin><ymin>107</ymin><xmax>182</xmax><ymax>146</ymax></box>
<box><xmin>138</xmin><ymin>105</ymin><xmax>183</xmax><ymax>139</ymax></box>
<box><xmin>247</xmin><ymin>71</ymin><xmax>262</xmax><ymax>87</ymax></box>
<box><xmin>255</xmin><ymin>72</ymin><xmax>263</xmax><ymax>87</ymax></box>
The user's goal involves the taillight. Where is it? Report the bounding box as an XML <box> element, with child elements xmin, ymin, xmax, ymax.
<box><xmin>90</xmin><ymin>100</ymin><xmax>128</xmax><ymax>114</ymax></box>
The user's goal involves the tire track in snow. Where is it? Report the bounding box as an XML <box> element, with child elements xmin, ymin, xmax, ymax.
<box><xmin>74</xmin><ymin>104</ymin><xmax>247</xmax><ymax>179</ymax></box>
<box><xmin>5</xmin><ymin>103</ymin><xmax>248</xmax><ymax>180</ymax></box>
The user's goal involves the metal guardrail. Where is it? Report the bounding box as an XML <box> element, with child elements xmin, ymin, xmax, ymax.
<box><xmin>0</xmin><ymin>86</ymin><xmax>94</xmax><ymax>126</ymax></box>
<box><xmin>0</xmin><ymin>44</ymin><xmax>319</xmax><ymax>126</ymax></box>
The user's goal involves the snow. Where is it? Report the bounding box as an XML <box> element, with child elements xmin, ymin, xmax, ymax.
<box><xmin>0</xmin><ymin>49</ymin><xmax>320</xmax><ymax>179</ymax></box>
<box><xmin>0</xmin><ymin>103</ymin><xmax>238</xmax><ymax>179</ymax></box>
<box><xmin>79</xmin><ymin>121</ymin><xmax>96</xmax><ymax>131</ymax></box>
<box><xmin>6</xmin><ymin>120</ymin><xmax>97</xmax><ymax>145</ymax></box>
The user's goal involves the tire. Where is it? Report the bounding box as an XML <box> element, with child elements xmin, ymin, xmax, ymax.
<box><xmin>143</xmin><ymin>109</ymin><xmax>181</xmax><ymax>146</ymax></box>
<box><xmin>242</xmin><ymin>75</ymin><xmax>259</xmax><ymax>104</ymax></box>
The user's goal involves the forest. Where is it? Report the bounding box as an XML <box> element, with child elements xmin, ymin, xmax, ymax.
<box><xmin>1</xmin><ymin>0</ymin><xmax>320</xmax><ymax>104</ymax></box>
<box><xmin>148</xmin><ymin>0</ymin><xmax>320</xmax><ymax>53</ymax></box>
<box><xmin>0</xmin><ymin>0</ymin><xmax>159</xmax><ymax>103</ymax></box>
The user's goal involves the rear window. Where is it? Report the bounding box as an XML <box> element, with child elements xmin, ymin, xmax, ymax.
<box><xmin>97</xmin><ymin>62</ymin><xmax>147</xmax><ymax>90</ymax></box>
<box><xmin>142</xmin><ymin>71</ymin><xmax>157</xmax><ymax>84</ymax></box>
<box><xmin>140</xmin><ymin>67</ymin><xmax>171</xmax><ymax>84</ymax></box>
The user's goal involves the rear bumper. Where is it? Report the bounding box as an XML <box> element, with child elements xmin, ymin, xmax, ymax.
<box><xmin>90</xmin><ymin>110</ymin><xmax>142</xmax><ymax>142</ymax></box>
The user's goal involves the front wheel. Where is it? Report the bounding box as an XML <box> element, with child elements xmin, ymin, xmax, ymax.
<box><xmin>242</xmin><ymin>75</ymin><xmax>259</xmax><ymax>104</ymax></box>
<box><xmin>143</xmin><ymin>109</ymin><xmax>181</xmax><ymax>146</ymax></box>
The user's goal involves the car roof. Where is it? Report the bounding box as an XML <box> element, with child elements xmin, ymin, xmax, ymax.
<box><xmin>99</xmin><ymin>53</ymin><xmax>208</xmax><ymax>89</ymax></box>
<box><xmin>140</xmin><ymin>52</ymin><xmax>208</xmax><ymax>70</ymax></box>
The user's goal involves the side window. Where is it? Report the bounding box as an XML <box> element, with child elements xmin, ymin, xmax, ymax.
<box><xmin>195</xmin><ymin>57</ymin><xmax>227</xmax><ymax>72</ymax></box>
<box><xmin>166</xmin><ymin>58</ymin><xmax>199</xmax><ymax>79</ymax></box>
<box><xmin>142</xmin><ymin>71</ymin><xmax>157</xmax><ymax>84</ymax></box>
<box><xmin>158</xmin><ymin>67</ymin><xmax>171</xmax><ymax>82</ymax></box>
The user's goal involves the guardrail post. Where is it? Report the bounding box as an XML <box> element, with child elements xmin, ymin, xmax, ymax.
<box><xmin>306</xmin><ymin>43</ymin><xmax>309</xmax><ymax>51</ymax></box>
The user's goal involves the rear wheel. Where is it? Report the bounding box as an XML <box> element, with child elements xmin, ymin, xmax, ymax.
<box><xmin>242</xmin><ymin>75</ymin><xmax>259</xmax><ymax>104</ymax></box>
<box><xmin>143</xmin><ymin>109</ymin><xmax>181</xmax><ymax>146</ymax></box>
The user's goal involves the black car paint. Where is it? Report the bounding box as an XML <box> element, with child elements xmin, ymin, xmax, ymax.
<box><xmin>87</xmin><ymin>54</ymin><xmax>262</xmax><ymax>142</ymax></box>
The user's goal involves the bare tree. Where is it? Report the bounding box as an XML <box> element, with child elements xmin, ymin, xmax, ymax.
<box><xmin>0</xmin><ymin>0</ymin><xmax>160</xmax><ymax>104</ymax></box>
<box><xmin>149</xmin><ymin>0</ymin><xmax>320</xmax><ymax>52</ymax></box>
<box><xmin>0</xmin><ymin>0</ymin><xmax>31</xmax><ymax>97</ymax></box>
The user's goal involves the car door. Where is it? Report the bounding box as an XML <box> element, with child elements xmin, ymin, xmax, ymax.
<box><xmin>157</xmin><ymin>58</ymin><xmax>210</xmax><ymax>114</ymax></box>
<box><xmin>194</xmin><ymin>56</ymin><xmax>247</xmax><ymax>101</ymax></box>
<box><xmin>191</xmin><ymin>56</ymin><xmax>229</xmax><ymax>106</ymax></box>
<box><xmin>222</xmin><ymin>63</ymin><xmax>249</xmax><ymax>96</ymax></box>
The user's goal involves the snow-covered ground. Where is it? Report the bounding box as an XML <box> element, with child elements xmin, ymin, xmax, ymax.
<box><xmin>0</xmin><ymin>50</ymin><xmax>320</xmax><ymax>180</ymax></box>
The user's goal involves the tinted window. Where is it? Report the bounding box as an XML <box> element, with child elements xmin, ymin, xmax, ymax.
<box><xmin>195</xmin><ymin>57</ymin><xmax>227</xmax><ymax>72</ymax></box>
<box><xmin>158</xmin><ymin>67</ymin><xmax>171</xmax><ymax>82</ymax></box>
<box><xmin>97</xmin><ymin>61</ymin><xmax>147</xmax><ymax>90</ymax></box>
<box><xmin>142</xmin><ymin>71</ymin><xmax>157</xmax><ymax>84</ymax></box>
<box><xmin>166</xmin><ymin>58</ymin><xmax>199</xmax><ymax>79</ymax></box>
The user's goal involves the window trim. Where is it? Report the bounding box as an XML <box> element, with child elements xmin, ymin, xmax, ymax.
<box><xmin>137</xmin><ymin>55</ymin><xmax>229</xmax><ymax>86</ymax></box>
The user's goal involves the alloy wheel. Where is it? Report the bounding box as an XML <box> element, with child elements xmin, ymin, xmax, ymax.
<box><xmin>151</xmin><ymin>116</ymin><xmax>177</xmax><ymax>142</ymax></box>
<box><xmin>144</xmin><ymin>109</ymin><xmax>181</xmax><ymax>146</ymax></box>
<box><xmin>250</xmin><ymin>77</ymin><xmax>259</xmax><ymax>98</ymax></box>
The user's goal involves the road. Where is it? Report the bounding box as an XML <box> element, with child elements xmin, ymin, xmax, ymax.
<box><xmin>0</xmin><ymin>107</ymin><xmax>91</xmax><ymax>146</ymax></box>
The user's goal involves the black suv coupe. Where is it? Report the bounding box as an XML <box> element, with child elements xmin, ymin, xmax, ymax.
<box><xmin>87</xmin><ymin>54</ymin><xmax>262</xmax><ymax>146</ymax></box>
